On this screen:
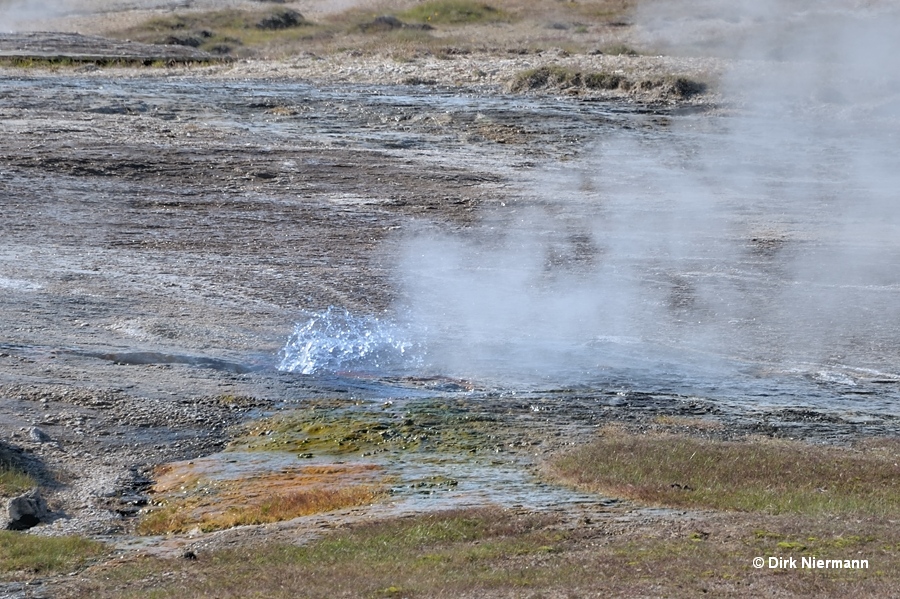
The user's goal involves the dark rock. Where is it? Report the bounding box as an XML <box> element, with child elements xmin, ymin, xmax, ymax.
<box><xmin>119</xmin><ymin>493</ymin><xmax>148</xmax><ymax>506</ymax></box>
<box><xmin>256</xmin><ymin>9</ymin><xmax>305</xmax><ymax>30</ymax></box>
<box><xmin>161</xmin><ymin>35</ymin><xmax>203</xmax><ymax>48</ymax></box>
<box><xmin>3</xmin><ymin>488</ymin><xmax>48</xmax><ymax>530</ymax></box>
<box><xmin>208</xmin><ymin>44</ymin><xmax>235</xmax><ymax>55</ymax></box>
<box><xmin>671</xmin><ymin>77</ymin><xmax>707</xmax><ymax>98</ymax></box>
<box><xmin>361</xmin><ymin>15</ymin><xmax>404</xmax><ymax>32</ymax></box>
<box><xmin>403</xmin><ymin>76</ymin><xmax>438</xmax><ymax>86</ymax></box>
<box><xmin>115</xmin><ymin>505</ymin><xmax>141</xmax><ymax>516</ymax></box>
<box><xmin>669</xmin><ymin>483</ymin><xmax>695</xmax><ymax>491</ymax></box>
<box><xmin>360</xmin><ymin>16</ymin><xmax>433</xmax><ymax>33</ymax></box>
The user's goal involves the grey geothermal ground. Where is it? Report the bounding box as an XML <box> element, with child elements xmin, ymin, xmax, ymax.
<box><xmin>1</xmin><ymin>65</ymin><xmax>898</xmax><ymax>539</ymax></box>
<box><xmin>2</xmin><ymin>16</ymin><xmax>900</xmax><ymax>598</ymax></box>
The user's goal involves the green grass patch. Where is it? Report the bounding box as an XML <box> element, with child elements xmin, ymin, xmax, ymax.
<box><xmin>0</xmin><ymin>531</ymin><xmax>107</xmax><ymax>579</ymax></box>
<box><xmin>547</xmin><ymin>428</ymin><xmax>900</xmax><ymax>516</ymax></box>
<box><xmin>399</xmin><ymin>1</ymin><xmax>508</xmax><ymax>25</ymax></box>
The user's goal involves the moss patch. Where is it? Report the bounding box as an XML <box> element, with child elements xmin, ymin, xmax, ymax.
<box><xmin>230</xmin><ymin>399</ymin><xmax>506</xmax><ymax>459</ymax></box>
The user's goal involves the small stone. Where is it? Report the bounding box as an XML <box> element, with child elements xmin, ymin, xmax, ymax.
<box><xmin>29</xmin><ymin>427</ymin><xmax>51</xmax><ymax>443</ymax></box>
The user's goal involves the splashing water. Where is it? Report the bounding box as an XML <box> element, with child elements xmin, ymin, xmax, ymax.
<box><xmin>278</xmin><ymin>307</ymin><xmax>421</xmax><ymax>375</ymax></box>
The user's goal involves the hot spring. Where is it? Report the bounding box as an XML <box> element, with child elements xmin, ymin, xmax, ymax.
<box><xmin>280</xmin><ymin>2</ymin><xmax>900</xmax><ymax>416</ymax></box>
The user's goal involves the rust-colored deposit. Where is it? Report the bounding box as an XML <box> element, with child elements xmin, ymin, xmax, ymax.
<box><xmin>139</xmin><ymin>459</ymin><xmax>387</xmax><ymax>535</ymax></box>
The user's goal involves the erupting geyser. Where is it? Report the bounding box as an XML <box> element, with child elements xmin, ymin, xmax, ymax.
<box><xmin>279</xmin><ymin>307</ymin><xmax>421</xmax><ymax>376</ymax></box>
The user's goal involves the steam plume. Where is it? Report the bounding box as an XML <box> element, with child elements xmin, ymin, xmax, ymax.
<box><xmin>395</xmin><ymin>1</ymin><xmax>900</xmax><ymax>388</ymax></box>
<box><xmin>0</xmin><ymin>0</ymin><xmax>69</xmax><ymax>32</ymax></box>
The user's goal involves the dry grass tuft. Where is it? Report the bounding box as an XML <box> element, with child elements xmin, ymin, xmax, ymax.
<box><xmin>547</xmin><ymin>427</ymin><xmax>900</xmax><ymax>516</ymax></box>
<box><xmin>0</xmin><ymin>448</ymin><xmax>36</xmax><ymax>497</ymax></box>
<box><xmin>510</xmin><ymin>64</ymin><xmax>707</xmax><ymax>97</ymax></box>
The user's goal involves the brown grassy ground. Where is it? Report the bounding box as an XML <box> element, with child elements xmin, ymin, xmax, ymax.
<box><xmin>53</xmin><ymin>429</ymin><xmax>900</xmax><ymax>598</ymax></box>
<box><xmin>547</xmin><ymin>426</ymin><xmax>900</xmax><ymax>516</ymax></box>
<box><xmin>4</xmin><ymin>0</ymin><xmax>720</xmax><ymax>102</ymax></box>
<box><xmin>60</xmin><ymin>506</ymin><xmax>900</xmax><ymax>598</ymax></box>
<box><xmin>101</xmin><ymin>0</ymin><xmax>641</xmax><ymax>59</ymax></box>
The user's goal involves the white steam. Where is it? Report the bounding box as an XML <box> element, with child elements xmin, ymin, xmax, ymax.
<box><xmin>0</xmin><ymin>0</ymin><xmax>68</xmax><ymax>32</ymax></box>
<box><xmin>396</xmin><ymin>1</ymin><xmax>900</xmax><ymax>386</ymax></box>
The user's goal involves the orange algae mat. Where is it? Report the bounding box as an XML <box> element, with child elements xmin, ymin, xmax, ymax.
<box><xmin>139</xmin><ymin>456</ymin><xmax>387</xmax><ymax>534</ymax></box>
